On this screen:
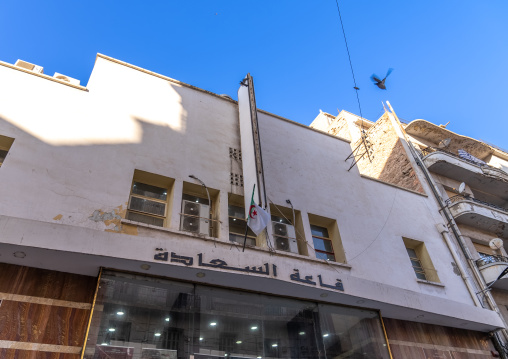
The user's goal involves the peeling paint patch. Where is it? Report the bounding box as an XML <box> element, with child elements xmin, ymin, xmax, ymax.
<box><xmin>53</xmin><ymin>214</ymin><xmax>63</xmax><ymax>221</ymax></box>
<box><xmin>89</xmin><ymin>210</ymin><xmax>122</xmax><ymax>223</ymax></box>
<box><xmin>90</xmin><ymin>205</ymin><xmax>138</xmax><ymax>236</ymax></box>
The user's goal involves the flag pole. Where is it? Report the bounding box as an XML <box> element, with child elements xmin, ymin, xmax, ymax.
<box><xmin>243</xmin><ymin>184</ymin><xmax>256</xmax><ymax>252</ymax></box>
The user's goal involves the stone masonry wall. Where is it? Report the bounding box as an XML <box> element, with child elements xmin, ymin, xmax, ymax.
<box><xmin>353</xmin><ymin>114</ymin><xmax>425</xmax><ymax>194</ymax></box>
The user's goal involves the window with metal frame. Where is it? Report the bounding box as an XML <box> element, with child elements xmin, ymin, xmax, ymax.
<box><xmin>228</xmin><ymin>204</ymin><xmax>256</xmax><ymax>246</ymax></box>
<box><xmin>311</xmin><ymin>225</ymin><xmax>335</xmax><ymax>261</ymax></box>
<box><xmin>406</xmin><ymin>247</ymin><xmax>427</xmax><ymax>281</ymax></box>
<box><xmin>127</xmin><ymin>182</ymin><xmax>168</xmax><ymax>227</ymax></box>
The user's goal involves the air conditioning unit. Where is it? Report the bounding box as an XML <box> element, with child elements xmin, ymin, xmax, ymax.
<box><xmin>272</xmin><ymin>221</ymin><xmax>298</xmax><ymax>254</ymax></box>
<box><xmin>14</xmin><ymin>59</ymin><xmax>44</xmax><ymax>74</ymax></box>
<box><xmin>53</xmin><ymin>72</ymin><xmax>80</xmax><ymax>86</ymax></box>
<box><xmin>180</xmin><ymin>200</ymin><xmax>209</xmax><ymax>235</ymax></box>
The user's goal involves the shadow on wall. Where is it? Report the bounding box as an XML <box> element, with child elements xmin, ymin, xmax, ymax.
<box><xmin>0</xmin><ymin>83</ymin><xmax>234</xmax><ymax>229</ymax></box>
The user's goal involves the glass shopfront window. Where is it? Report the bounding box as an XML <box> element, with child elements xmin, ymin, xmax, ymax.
<box><xmin>84</xmin><ymin>271</ymin><xmax>390</xmax><ymax>359</ymax></box>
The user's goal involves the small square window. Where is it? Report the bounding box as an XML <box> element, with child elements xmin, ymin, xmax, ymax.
<box><xmin>403</xmin><ymin>237</ymin><xmax>439</xmax><ymax>283</ymax></box>
<box><xmin>126</xmin><ymin>170</ymin><xmax>174</xmax><ymax>227</ymax></box>
<box><xmin>228</xmin><ymin>201</ymin><xmax>256</xmax><ymax>247</ymax></box>
<box><xmin>311</xmin><ymin>225</ymin><xmax>335</xmax><ymax>261</ymax></box>
<box><xmin>308</xmin><ymin>213</ymin><xmax>346</xmax><ymax>263</ymax></box>
<box><xmin>406</xmin><ymin>248</ymin><xmax>427</xmax><ymax>281</ymax></box>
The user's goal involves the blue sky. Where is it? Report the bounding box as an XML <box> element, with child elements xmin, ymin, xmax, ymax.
<box><xmin>1</xmin><ymin>1</ymin><xmax>507</xmax><ymax>148</ymax></box>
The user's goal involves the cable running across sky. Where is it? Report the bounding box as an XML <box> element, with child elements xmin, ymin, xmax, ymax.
<box><xmin>334</xmin><ymin>0</ymin><xmax>363</xmax><ymax>120</ymax></box>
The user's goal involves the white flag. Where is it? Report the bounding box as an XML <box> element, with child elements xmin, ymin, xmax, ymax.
<box><xmin>247</xmin><ymin>201</ymin><xmax>270</xmax><ymax>236</ymax></box>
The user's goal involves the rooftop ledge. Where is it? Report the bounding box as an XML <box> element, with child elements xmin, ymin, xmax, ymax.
<box><xmin>0</xmin><ymin>60</ymin><xmax>88</xmax><ymax>91</ymax></box>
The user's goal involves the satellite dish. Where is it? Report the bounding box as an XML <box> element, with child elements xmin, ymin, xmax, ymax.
<box><xmin>438</xmin><ymin>138</ymin><xmax>451</xmax><ymax>148</ymax></box>
<box><xmin>489</xmin><ymin>238</ymin><xmax>504</xmax><ymax>250</ymax></box>
<box><xmin>458</xmin><ymin>182</ymin><xmax>466</xmax><ymax>194</ymax></box>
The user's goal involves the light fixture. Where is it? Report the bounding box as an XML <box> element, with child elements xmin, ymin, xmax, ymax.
<box><xmin>210</xmin><ymin>322</ymin><xmax>217</xmax><ymax>326</ymax></box>
<box><xmin>416</xmin><ymin>314</ymin><xmax>424</xmax><ymax>319</ymax></box>
<box><xmin>13</xmin><ymin>251</ymin><xmax>26</xmax><ymax>258</ymax></box>
<box><xmin>233</xmin><ymin>218</ymin><xmax>236</xmax><ymax>221</ymax></box>
<box><xmin>196</xmin><ymin>272</ymin><xmax>206</xmax><ymax>278</ymax></box>
<box><xmin>116</xmin><ymin>311</ymin><xmax>124</xmax><ymax>316</ymax></box>
<box><xmin>108</xmin><ymin>328</ymin><xmax>116</xmax><ymax>332</ymax></box>
<box><xmin>236</xmin><ymin>340</ymin><xmax>242</xmax><ymax>344</ymax></box>
<box><xmin>299</xmin><ymin>332</ymin><xmax>305</xmax><ymax>335</ymax></box>
<box><xmin>195</xmin><ymin>199</ymin><xmax>199</xmax><ymax>203</ymax></box>
<box><xmin>140</xmin><ymin>264</ymin><xmax>151</xmax><ymax>270</ymax></box>
<box><xmin>320</xmin><ymin>293</ymin><xmax>328</xmax><ymax>298</ymax></box>
<box><xmin>199</xmin><ymin>337</ymin><xmax>204</xmax><ymax>341</ymax></box>
<box><xmin>155</xmin><ymin>333</ymin><xmax>161</xmax><ymax>337</ymax></box>
<box><xmin>251</xmin><ymin>326</ymin><xmax>258</xmax><ymax>330</ymax></box>
<box><xmin>165</xmin><ymin>317</ymin><xmax>170</xmax><ymax>322</ymax></box>
<box><xmin>323</xmin><ymin>334</ymin><xmax>329</xmax><ymax>337</ymax></box>
<box><xmin>356</xmin><ymin>300</ymin><xmax>365</xmax><ymax>304</ymax></box>
<box><xmin>272</xmin><ymin>344</ymin><xmax>278</xmax><ymax>347</ymax></box>
<box><xmin>101</xmin><ymin>343</ymin><xmax>108</xmax><ymax>346</ymax></box>
<box><xmin>257</xmin><ymin>357</ymin><xmax>262</xmax><ymax>359</ymax></box>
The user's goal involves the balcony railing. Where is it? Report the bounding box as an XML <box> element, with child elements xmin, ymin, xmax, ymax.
<box><xmin>420</xmin><ymin>147</ymin><xmax>497</xmax><ymax>169</ymax></box>
<box><xmin>445</xmin><ymin>194</ymin><xmax>508</xmax><ymax>213</ymax></box>
<box><xmin>476</xmin><ymin>254</ymin><xmax>508</xmax><ymax>268</ymax></box>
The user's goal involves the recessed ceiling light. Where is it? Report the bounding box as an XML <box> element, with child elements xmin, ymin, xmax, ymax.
<box><xmin>108</xmin><ymin>328</ymin><xmax>115</xmax><ymax>332</ymax></box>
<box><xmin>116</xmin><ymin>311</ymin><xmax>124</xmax><ymax>316</ymax></box>
<box><xmin>101</xmin><ymin>343</ymin><xmax>108</xmax><ymax>346</ymax></box>
<box><xmin>154</xmin><ymin>333</ymin><xmax>161</xmax><ymax>337</ymax></box>
<box><xmin>196</xmin><ymin>272</ymin><xmax>206</xmax><ymax>278</ymax></box>
<box><xmin>272</xmin><ymin>344</ymin><xmax>278</xmax><ymax>347</ymax></box>
<box><xmin>251</xmin><ymin>326</ymin><xmax>258</xmax><ymax>330</ymax></box>
<box><xmin>210</xmin><ymin>322</ymin><xmax>217</xmax><ymax>326</ymax></box>
<box><xmin>299</xmin><ymin>332</ymin><xmax>305</xmax><ymax>335</ymax></box>
<box><xmin>320</xmin><ymin>293</ymin><xmax>328</xmax><ymax>298</ymax></box>
<box><xmin>199</xmin><ymin>337</ymin><xmax>203</xmax><ymax>341</ymax></box>
<box><xmin>356</xmin><ymin>300</ymin><xmax>365</xmax><ymax>304</ymax></box>
<box><xmin>13</xmin><ymin>251</ymin><xmax>26</xmax><ymax>258</ymax></box>
<box><xmin>323</xmin><ymin>334</ymin><xmax>329</xmax><ymax>337</ymax></box>
<box><xmin>257</xmin><ymin>357</ymin><xmax>262</xmax><ymax>359</ymax></box>
<box><xmin>236</xmin><ymin>340</ymin><xmax>242</xmax><ymax>344</ymax></box>
<box><xmin>165</xmin><ymin>317</ymin><xmax>170</xmax><ymax>322</ymax></box>
<box><xmin>140</xmin><ymin>264</ymin><xmax>151</xmax><ymax>270</ymax></box>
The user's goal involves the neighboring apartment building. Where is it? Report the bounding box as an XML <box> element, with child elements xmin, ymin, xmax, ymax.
<box><xmin>312</xmin><ymin>108</ymin><xmax>508</xmax><ymax>357</ymax></box>
<box><xmin>0</xmin><ymin>54</ymin><xmax>505</xmax><ymax>359</ymax></box>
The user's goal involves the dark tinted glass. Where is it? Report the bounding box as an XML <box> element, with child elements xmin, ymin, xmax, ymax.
<box><xmin>310</xmin><ymin>225</ymin><xmax>329</xmax><ymax>238</ymax></box>
<box><xmin>132</xmin><ymin>182</ymin><xmax>167</xmax><ymax>200</ymax></box>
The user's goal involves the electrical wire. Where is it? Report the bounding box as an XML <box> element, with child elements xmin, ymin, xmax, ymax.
<box><xmin>346</xmin><ymin>189</ymin><xmax>397</xmax><ymax>263</ymax></box>
<box><xmin>334</xmin><ymin>0</ymin><xmax>363</xmax><ymax>121</ymax></box>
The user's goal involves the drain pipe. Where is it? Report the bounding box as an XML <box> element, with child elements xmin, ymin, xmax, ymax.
<box><xmin>436</xmin><ymin>223</ymin><xmax>481</xmax><ymax>307</ymax></box>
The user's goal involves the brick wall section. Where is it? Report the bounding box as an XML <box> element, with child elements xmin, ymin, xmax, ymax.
<box><xmin>353</xmin><ymin>114</ymin><xmax>426</xmax><ymax>194</ymax></box>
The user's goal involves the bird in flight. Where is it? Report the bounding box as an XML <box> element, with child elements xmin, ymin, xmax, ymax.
<box><xmin>371</xmin><ymin>68</ymin><xmax>393</xmax><ymax>90</ymax></box>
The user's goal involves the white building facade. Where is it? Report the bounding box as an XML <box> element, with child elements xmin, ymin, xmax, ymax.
<box><xmin>0</xmin><ymin>54</ymin><xmax>504</xmax><ymax>358</ymax></box>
